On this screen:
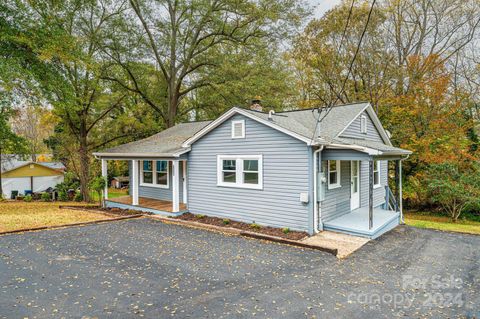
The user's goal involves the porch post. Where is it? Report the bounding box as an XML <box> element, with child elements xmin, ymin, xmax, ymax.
<box><xmin>132</xmin><ymin>160</ymin><xmax>139</xmax><ymax>206</ymax></box>
<box><xmin>101</xmin><ymin>159</ymin><xmax>108</xmax><ymax>200</ymax></box>
<box><xmin>182</xmin><ymin>160</ymin><xmax>187</xmax><ymax>204</ymax></box>
<box><xmin>172</xmin><ymin>160</ymin><xmax>180</xmax><ymax>212</ymax></box>
<box><xmin>399</xmin><ymin>160</ymin><xmax>403</xmax><ymax>222</ymax></box>
<box><xmin>369</xmin><ymin>160</ymin><xmax>374</xmax><ymax>230</ymax></box>
<box><xmin>394</xmin><ymin>160</ymin><xmax>400</xmax><ymax>212</ymax></box>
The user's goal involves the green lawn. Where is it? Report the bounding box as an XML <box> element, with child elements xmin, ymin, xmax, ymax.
<box><xmin>404</xmin><ymin>212</ymin><xmax>480</xmax><ymax>235</ymax></box>
<box><xmin>90</xmin><ymin>188</ymin><xmax>128</xmax><ymax>202</ymax></box>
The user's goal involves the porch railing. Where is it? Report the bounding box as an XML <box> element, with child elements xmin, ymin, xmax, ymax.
<box><xmin>384</xmin><ymin>185</ymin><xmax>399</xmax><ymax>212</ymax></box>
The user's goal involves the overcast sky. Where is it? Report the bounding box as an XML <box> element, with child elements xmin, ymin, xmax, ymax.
<box><xmin>309</xmin><ymin>0</ymin><xmax>342</xmax><ymax>18</ymax></box>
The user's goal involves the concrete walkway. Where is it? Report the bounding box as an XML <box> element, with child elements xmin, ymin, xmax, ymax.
<box><xmin>301</xmin><ymin>230</ymin><xmax>370</xmax><ymax>258</ymax></box>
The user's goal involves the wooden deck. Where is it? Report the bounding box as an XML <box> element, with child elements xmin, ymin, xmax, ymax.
<box><xmin>108</xmin><ymin>196</ymin><xmax>186</xmax><ymax>213</ymax></box>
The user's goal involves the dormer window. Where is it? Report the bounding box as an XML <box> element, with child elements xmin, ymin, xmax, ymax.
<box><xmin>231</xmin><ymin>120</ymin><xmax>245</xmax><ymax>139</ymax></box>
<box><xmin>360</xmin><ymin>115</ymin><xmax>367</xmax><ymax>134</ymax></box>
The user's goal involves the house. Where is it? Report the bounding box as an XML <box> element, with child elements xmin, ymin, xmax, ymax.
<box><xmin>93</xmin><ymin>102</ymin><xmax>411</xmax><ymax>239</ymax></box>
<box><xmin>1</xmin><ymin>157</ymin><xmax>65</xmax><ymax>199</ymax></box>
<box><xmin>111</xmin><ymin>176</ymin><xmax>130</xmax><ymax>189</ymax></box>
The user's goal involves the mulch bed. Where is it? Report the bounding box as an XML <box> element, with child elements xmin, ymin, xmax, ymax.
<box><xmin>60</xmin><ymin>205</ymin><xmax>154</xmax><ymax>216</ymax></box>
<box><xmin>176</xmin><ymin>213</ymin><xmax>308</xmax><ymax>240</ymax></box>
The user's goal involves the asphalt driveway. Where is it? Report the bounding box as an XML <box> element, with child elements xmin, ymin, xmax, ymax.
<box><xmin>1</xmin><ymin>218</ymin><xmax>479</xmax><ymax>318</ymax></box>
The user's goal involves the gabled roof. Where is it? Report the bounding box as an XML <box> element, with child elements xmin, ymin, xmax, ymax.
<box><xmin>93</xmin><ymin>121</ymin><xmax>211</xmax><ymax>158</ymax></box>
<box><xmin>94</xmin><ymin>102</ymin><xmax>411</xmax><ymax>158</ymax></box>
<box><xmin>1</xmin><ymin>160</ymin><xmax>65</xmax><ymax>174</ymax></box>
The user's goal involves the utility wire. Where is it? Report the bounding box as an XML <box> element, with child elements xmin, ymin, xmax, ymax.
<box><xmin>309</xmin><ymin>0</ymin><xmax>377</xmax><ymax>145</ymax></box>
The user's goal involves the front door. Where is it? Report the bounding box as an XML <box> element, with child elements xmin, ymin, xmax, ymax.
<box><xmin>351</xmin><ymin>161</ymin><xmax>360</xmax><ymax>210</ymax></box>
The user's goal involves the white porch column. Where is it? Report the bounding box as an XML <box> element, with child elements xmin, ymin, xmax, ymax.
<box><xmin>101</xmin><ymin>159</ymin><xmax>108</xmax><ymax>200</ymax></box>
<box><xmin>399</xmin><ymin>160</ymin><xmax>403</xmax><ymax>222</ymax></box>
<box><xmin>132</xmin><ymin>160</ymin><xmax>139</xmax><ymax>206</ymax></box>
<box><xmin>172</xmin><ymin>160</ymin><xmax>180</xmax><ymax>212</ymax></box>
<box><xmin>182</xmin><ymin>160</ymin><xmax>187</xmax><ymax>204</ymax></box>
<box><xmin>368</xmin><ymin>160</ymin><xmax>374</xmax><ymax>230</ymax></box>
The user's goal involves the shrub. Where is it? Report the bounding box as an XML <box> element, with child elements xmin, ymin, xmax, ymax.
<box><xmin>58</xmin><ymin>191</ymin><xmax>68</xmax><ymax>202</ymax></box>
<box><xmin>74</xmin><ymin>191</ymin><xmax>83</xmax><ymax>202</ymax></box>
<box><xmin>222</xmin><ymin>218</ymin><xmax>230</xmax><ymax>225</ymax></box>
<box><xmin>40</xmin><ymin>192</ymin><xmax>51</xmax><ymax>202</ymax></box>
<box><xmin>427</xmin><ymin>162</ymin><xmax>480</xmax><ymax>222</ymax></box>
<box><xmin>250</xmin><ymin>223</ymin><xmax>261</xmax><ymax>230</ymax></box>
<box><xmin>23</xmin><ymin>194</ymin><xmax>32</xmax><ymax>202</ymax></box>
<box><xmin>282</xmin><ymin>227</ymin><xmax>290</xmax><ymax>234</ymax></box>
<box><xmin>195</xmin><ymin>214</ymin><xmax>205</xmax><ymax>219</ymax></box>
<box><xmin>89</xmin><ymin>176</ymin><xmax>107</xmax><ymax>206</ymax></box>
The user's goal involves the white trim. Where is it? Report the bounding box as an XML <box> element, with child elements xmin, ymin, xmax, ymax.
<box><xmin>231</xmin><ymin>120</ymin><xmax>245</xmax><ymax>139</ymax></box>
<box><xmin>131</xmin><ymin>160</ymin><xmax>139</xmax><ymax>206</ymax></box>
<box><xmin>217</xmin><ymin>154</ymin><xmax>263</xmax><ymax>190</ymax></box>
<box><xmin>93</xmin><ymin>151</ymin><xmax>187</xmax><ymax>158</ymax></box>
<box><xmin>140</xmin><ymin>160</ymin><xmax>170</xmax><ymax>189</ymax></box>
<box><xmin>101</xmin><ymin>159</ymin><xmax>108</xmax><ymax>200</ymax></box>
<box><xmin>182</xmin><ymin>160</ymin><xmax>187</xmax><ymax>204</ymax></box>
<box><xmin>183</xmin><ymin>107</ymin><xmax>315</xmax><ymax>147</ymax></box>
<box><xmin>172</xmin><ymin>160</ymin><xmax>180</xmax><ymax>212</ymax></box>
<box><xmin>373</xmin><ymin>160</ymin><xmax>381</xmax><ymax>188</ymax></box>
<box><xmin>360</xmin><ymin>115</ymin><xmax>367</xmax><ymax>134</ymax></box>
<box><xmin>327</xmin><ymin>160</ymin><xmax>341</xmax><ymax>189</ymax></box>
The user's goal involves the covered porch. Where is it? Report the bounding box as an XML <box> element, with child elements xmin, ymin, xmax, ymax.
<box><xmin>106</xmin><ymin>196</ymin><xmax>187</xmax><ymax>215</ymax></box>
<box><xmin>317</xmin><ymin>140</ymin><xmax>411</xmax><ymax>239</ymax></box>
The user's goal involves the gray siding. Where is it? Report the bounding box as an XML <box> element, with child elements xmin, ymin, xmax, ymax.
<box><xmin>129</xmin><ymin>161</ymin><xmax>185</xmax><ymax>204</ymax></box>
<box><xmin>340</xmin><ymin>111</ymin><xmax>383</xmax><ymax>142</ymax></box>
<box><xmin>321</xmin><ymin>160</ymin><xmax>351</xmax><ymax>222</ymax></box>
<box><xmin>188</xmin><ymin>114</ymin><xmax>311</xmax><ymax>232</ymax></box>
<box><xmin>321</xmin><ymin>159</ymin><xmax>388</xmax><ymax>222</ymax></box>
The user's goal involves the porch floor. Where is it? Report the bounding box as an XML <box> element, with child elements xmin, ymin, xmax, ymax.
<box><xmin>323</xmin><ymin>207</ymin><xmax>400</xmax><ymax>239</ymax></box>
<box><xmin>107</xmin><ymin>196</ymin><xmax>186</xmax><ymax>213</ymax></box>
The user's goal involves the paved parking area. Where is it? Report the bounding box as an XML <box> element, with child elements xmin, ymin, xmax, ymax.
<box><xmin>1</xmin><ymin>218</ymin><xmax>479</xmax><ymax>318</ymax></box>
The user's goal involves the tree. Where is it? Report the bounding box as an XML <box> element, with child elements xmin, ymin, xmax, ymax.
<box><xmin>89</xmin><ymin>175</ymin><xmax>107</xmax><ymax>207</ymax></box>
<box><xmin>104</xmin><ymin>0</ymin><xmax>307</xmax><ymax>126</ymax></box>
<box><xmin>0</xmin><ymin>96</ymin><xmax>28</xmax><ymax>197</ymax></box>
<box><xmin>427</xmin><ymin>162</ymin><xmax>480</xmax><ymax>221</ymax></box>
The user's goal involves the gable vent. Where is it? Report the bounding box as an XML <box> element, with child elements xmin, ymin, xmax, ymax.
<box><xmin>231</xmin><ymin>120</ymin><xmax>245</xmax><ymax>139</ymax></box>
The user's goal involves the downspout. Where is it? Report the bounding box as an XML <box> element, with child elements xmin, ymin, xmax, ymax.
<box><xmin>313</xmin><ymin>145</ymin><xmax>324</xmax><ymax>233</ymax></box>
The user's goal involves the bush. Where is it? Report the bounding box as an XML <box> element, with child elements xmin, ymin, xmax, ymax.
<box><xmin>427</xmin><ymin>162</ymin><xmax>480</xmax><ymax>222</ymax></box>
<box><xmin>55</xmin><ymin>172</ymin><xmax>80</xmax><ymax>194</ymax></box>
<box><xmin>222</xmin><ymin>218</ymin><xmax>230</xmax><ymax>225</ymax></box>
<box><xmin>250</xmin><ymin>223</ymin><xmax>261</xmax><ymax>230</ymax></box>
<box><xmin>23</xmin><ymin>194</ymin><xmax>32</xmax><ymax>202</ymax></box>
<box><xmin>282</xmin><ymin>227</ymin><xmax>290</xmax><ymax>234</ymax></box>
<box><xmin>195</xmin><ymin>214</ymin><xmax>205</xmax><ymax>219</ymax></box>
<box><xmin>58</xmin><ymin>191</ymin><xmax>68</xmax><ymax>202</ymax></box>
<box><xmin>89</xmin><ymin>176</ymin><xmax>107</xmax><ymax>206</ymax></box>
<box><xmin>74</xmin><ymin>191</ymin><xmax>83</xmax><ymax>202</ymax></box>
<box><xmin>40</xmin><ymin>192</ymin><xmax>51</xmax><ymax>202</ymax></box>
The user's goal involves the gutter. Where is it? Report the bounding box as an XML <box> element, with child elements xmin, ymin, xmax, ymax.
<box><xmin>313</xmin><ymin>145</ymin><xmax>324</xmax><ymax>233</ymax></box>
<box><xmin>93</xmin><ymin>148</ymin><xmax>191</xmax><ymax>159</ymax></box>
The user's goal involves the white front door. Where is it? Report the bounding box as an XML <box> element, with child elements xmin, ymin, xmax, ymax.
<box><xmin>351</xmin><ymin>161</ymin><xmax>360</xmax><ymax>210</ymax></box>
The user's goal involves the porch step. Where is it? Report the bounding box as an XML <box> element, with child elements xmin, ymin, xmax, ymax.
<box><xmin>323</xmin><ymin>211</ymin><xmax>400</xmax><ymax>239</ymax></box>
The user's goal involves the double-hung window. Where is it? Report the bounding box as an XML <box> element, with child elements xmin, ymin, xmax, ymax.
<box><xmin>373</xmin><ymin>161</ymin><xmax>381</xmax><ymax>187</ymax></box>
<box><xmin>141</xmin><ymin>160</ymin><xmax>169</xmax><ymax>188</ymax></box>
<box><xmin>328</xmin><ymin>160</ymin><xmax>341</xmax><ymax>189</ymax></box>
<box><xmin>217</xmin><ymin>155</ymin><xmax>262</xmax><ymax>189</ymax></box>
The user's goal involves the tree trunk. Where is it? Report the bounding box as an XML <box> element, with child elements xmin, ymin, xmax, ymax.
<box><xmin>78</xmin><ymin>121</ymin><xmax>90</xmax><ymax>202</ymax></box>
<box><xmin>0</xmin><ymin>147</ymin><xmax>3</xmax><ymax>198</ymax></box>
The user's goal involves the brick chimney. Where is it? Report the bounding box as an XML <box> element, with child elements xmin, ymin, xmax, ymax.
<box><xmin>250</xmin><ymin>97</ymin><xmax>263</xmax><ymax>112</ymax></box>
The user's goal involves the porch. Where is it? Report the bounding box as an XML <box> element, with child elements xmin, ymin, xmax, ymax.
<box><xmin>323</xmin><ymin>206</ymin><xmax>400</xmax><ymax>239</ymax></box>
<box><xmin>106</xmin><ymin>196</ymin><xmax>187</xmax><ymax>216</ymax></box>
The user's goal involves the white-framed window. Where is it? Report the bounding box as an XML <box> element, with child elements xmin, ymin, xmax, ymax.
<box><xmin>328</xmin><ymin>160</ymin><xmax>341</xmax><ymax>189</ymax></box>
<box><xmin>217</xmin><ymin>155</ymin><xmax>262</xmax><ymax>189</ymax></box>
<box><xmin>360</xmin><ymin>115</ymin><xmax>367</xmax><ymax>134</ymax></box>
<box><xmin>140</xmin><ymin>160</ymin><xmax>169</xmax><ymax>188</ymax></box>
<box><xmin>231</xmin><ymin>120</ymin><xmax>245</xmax><ymax>139</ymax></box>
<box><xmin>373</xmin><ymin>161</ymin><xmax>381</xmax><ymax>187</ymax></box>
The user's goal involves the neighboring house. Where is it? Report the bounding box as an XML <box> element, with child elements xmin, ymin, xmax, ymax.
<box><xmin>1</xmin><ymin>158</ymin><xmax>65</xmax><ymax>199</ymax></box>
<box><xmin>93</xmin><ymin>102</ymin><xmax>411</xmax><ymax>239</ymax></box>
<box><xmin>111</xmin><ymin>176</ymin><xmax>130</xmax><ymax>189</ymax></box>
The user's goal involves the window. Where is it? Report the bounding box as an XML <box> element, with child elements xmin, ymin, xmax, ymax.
<box><xmin>217</xmin><ymin>155</ymin><xmax>262</xmax><ymax>189</ymax></box>
<box><xmin>141</xmin><ymin>160</ymin><xmax>169</xmax><ymax>188</ymax></box>
<box><xmin>231</xmin><ymin>120</ymin><xmax>245</xmax><ymax>139</ymax></box>
<box><xmin>360</xmin><ymin>115</ymin><xmax>367</xmax><ymax>134</ymax></box>
<box><xmin>373</xmin><ymin>161</ymin><xmax>381</xmax><ymax>187</ymax></box>
<box><xmin>328</xmin><ymin>160</ymin><xmax>341</xmax><ymax>189</ymax></box>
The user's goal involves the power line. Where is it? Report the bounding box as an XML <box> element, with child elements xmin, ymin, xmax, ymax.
<box><xmin>310</xmin><ymin>0</ymin><xmax>377</xmax><ymax>144</ymax></box>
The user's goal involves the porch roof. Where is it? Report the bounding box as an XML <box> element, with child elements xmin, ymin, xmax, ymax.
<box><xmin>93</xmin><ymin>121</ymin><xmax>211</xmax><ymax>159</ymax></box>
<box><xmin>331</xmin><ymin>137</ymin><xmax>412</xmax><ymax>158</ymax></box>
